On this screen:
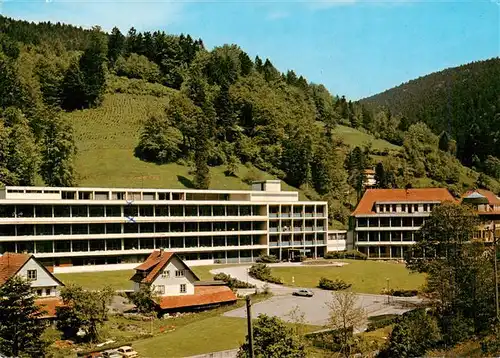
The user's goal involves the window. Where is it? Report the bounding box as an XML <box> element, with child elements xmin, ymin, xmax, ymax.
<box><xmin>27</xmin><ymin>270</ymin><xmax>37</xmax><ymax>280</ymax></box>
<box><xmin>37</xmin><ymin>289</ymin><xmax>42</xmax><ymax>296</ymax></box>
<box><xmin>162</xmin><ymin>270</ymin><xmax>170</xmax><ymax>278</ymax></box>
<box><xmin>45</xmin><ymin>288</ymin><xmax>51</xmax><ymax>296</ymax></box>
<box><xmin>156</xmin><ymin>285</ymin><xmax>165</xmax><ymax>294</ymax></box>
<box><xmin>175</xmin><ymin>269</ymin><xmax>185</xmax><ymax>277</ymax></box>
<box><xmin>180</xmin><ymin>284</ymin><xmax>186</xmax><ymax>293</ymax></box>
<box><xmin>423</xmin><ymin>204</ymin><xmax>428</xmax><ymax>212</ymax></box>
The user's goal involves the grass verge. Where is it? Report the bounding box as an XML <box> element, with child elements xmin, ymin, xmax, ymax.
<box><xmin>271</xmin><ymin>259</ymin><xmax>425</xmax><ymax>294</ymax></box>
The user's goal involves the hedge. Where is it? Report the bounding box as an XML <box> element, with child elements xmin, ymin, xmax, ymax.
<box><xmin>318</xmin><ymin>277</ymin><xmax>352</xmax><ymax>291</ymax></box>
<box><xmin>387</xmin><ymin>289</ymin><xmax>419</xmax><ymax>297</ymax></box>
<box><xmin>255</xmin><ymin>254</ymin><xmax>280</xmax><ymax>263</ymax></box>
<box><xmin>324</xmin><ymin>250</ymin><xmax>367</xmax><ymax>260</ymax></box>
<box><xmin>213</xmin><ymin>273</ymin><xmax>256</xmax><ymax>289</ymax></box>
<box><xmin>248</xmin><ymin>263</ymin><xmax>283</xmax><ymax>285</ymax></box>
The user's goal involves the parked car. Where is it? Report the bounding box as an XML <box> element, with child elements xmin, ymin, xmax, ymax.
<box><xmin>102</xmin><ymin>350</ymin><xmax>122</xmax><ymax>358</ymax></box>
<box><xmin>292</xmin><ymin>289</ymin><xmax>314</xmax><ymax>297</ymax></box>
<box><xmin>116</xmin><ymin>346</ymin><xmax>138</xmax><ymax>358</ymax></box>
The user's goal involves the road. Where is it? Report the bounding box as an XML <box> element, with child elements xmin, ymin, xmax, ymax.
<box><xmin>211</xmin><ymin>264</ymin><xmax>422</xmax><ymax>329</ymax></box>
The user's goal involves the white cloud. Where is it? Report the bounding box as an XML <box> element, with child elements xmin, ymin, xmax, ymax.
<box><xmin>2</xmin><ymin>0</ymin><xmax>185</xmax><ymax>32</ymax></box>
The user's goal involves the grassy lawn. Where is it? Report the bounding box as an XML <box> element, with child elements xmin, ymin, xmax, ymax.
<box><xmin>332</xmin><ymin>125</ymin><xmax>401</xmax><ymax>152</ymax></box>
<box><xmin>134</xmin><ymin>313</ymin><xmax>321</xmax><ymax>357</ymax></box>
<box><xmin>271</xmin><ymin>260</ymin><xmax>426</xmax><ymax>294</ymax></box>
<box><xmin>56</xmin><ymin>270</ymin><xmax>135</xmax><ymax>291</ymax></box>
<box><xmin>55</xmin><ymin>264</ymin><xmax>249</xmax><ymax>290</ymax></box>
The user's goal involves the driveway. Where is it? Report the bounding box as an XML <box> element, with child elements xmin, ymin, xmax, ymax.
<box><xmin>212</xmin><ymin>264</ymin><xmax>422</xmax><ymax>330</ymax></box>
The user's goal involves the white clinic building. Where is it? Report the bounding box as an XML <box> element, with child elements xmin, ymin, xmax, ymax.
<box><xmin>0</xmin><ymin>180</ymin><xmax>330</xmax><ymax>272</ymax></box>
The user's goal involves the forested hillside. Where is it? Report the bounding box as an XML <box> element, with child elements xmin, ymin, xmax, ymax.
<box><xmin>0</xmin><ymin>15</ymin><xmax>498</xmax><ymax>229</ymax></box>
<box><xmin>362</xmin><ymin>58</ymin><xmax>500</xmax><ymax>174</ymax></box>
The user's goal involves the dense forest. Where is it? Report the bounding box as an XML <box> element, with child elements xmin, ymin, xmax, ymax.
<box><xmin>362</xmin><ymin>58</ymin><xmax>500</xmax><ymax>176</ymax></box>
<box><xmin>0</xmin><ymin>15</ymin><xmax>498</xmax><ymax>228</ymax></box>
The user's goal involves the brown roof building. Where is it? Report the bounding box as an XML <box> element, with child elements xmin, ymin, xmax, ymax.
<box><xmin>350</xmin><ymin>188</ymin><xmax>455</xmax><ymax>259</ymax></box>
<box><xmin>130</xmin><ymin>250</ymin><xmax>237</xmax><ymax>312</ymax></box>
<box><xmin>0</xmin><ymin>252</ymin><xmax>64</xmax><ymax>318</ymax></box>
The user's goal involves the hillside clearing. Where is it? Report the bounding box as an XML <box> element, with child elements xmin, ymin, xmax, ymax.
<box><xmin>67</xmin><ymin>92</ymin><xmax>305</xmax><ymax>196</ymax></box>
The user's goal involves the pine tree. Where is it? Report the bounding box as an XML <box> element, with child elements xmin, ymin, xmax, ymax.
<box><xmin>107</xmin><ymin>27</ymin><xmax>125</xmax><ymax>65</ymax></box>
<box><xmin>214</xmin><ymin>83</ymin><xmax>237</xmax><ymax>141</ymax></box>
<box><xmin>40</xmin><ymin>110</ymin><xmax>76</xmax><ymax>186</ymax></box>
<box><xmin>193</xmin><ymin>115</ymin><xmax>211</xmax><ymax>189</ymax></box>
<box><xmin>375</xmin><ymin>162</ymin><xmax>387</xmax><ymax>188</ymax></box>
<box><xmin>238</xmin><ymin>51</ymin><xmax>253</xmax><ymax>76</ymax></box>
<box><xmin>78</xmin><ymin>29</ymin><xmax>107</xmax><ymax>108</ymax></box>
<box><xmin>438</xmin><ymin>131</ymin><xmax>451</xmax><ymax>153</ymax></box>
<box><xmin>0</xmin><ymin>276</ymin><xmax>48</xmax><ymax>357</ymax></box>
<box><xmin>61</xmin><ymin>61</ymin><xmax>85</xmax><ymax>110</ymax></box>
<box><xmin>254</xmin><ymin>56</ymin><xmax>263</xmax><ymax>72</ymax></box>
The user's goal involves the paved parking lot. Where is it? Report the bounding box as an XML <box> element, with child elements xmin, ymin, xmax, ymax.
<box><xmin>225</xmin><ymin>288</ymin><xmax>420</xmax><ymax>329</ymax></box>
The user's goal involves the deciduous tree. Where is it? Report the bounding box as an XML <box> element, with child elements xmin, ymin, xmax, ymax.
<box><xmin>237</xmin><ymin>314</ymin><xmax>306</xmax><ymax>358</ymax></box>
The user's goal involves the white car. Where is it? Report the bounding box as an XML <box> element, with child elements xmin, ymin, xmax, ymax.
<box><xmin>102</xmin><ymin>350</ymin><xmax>122</xmax><ymax>358</ymax></box>
<box><xmin>116</xmin><ymin>346</ymin><xmax>138</xmax><ymax>358</ymax></box>
<box><xmin>292</xmin><ymin>289</ymin><xmax>314</xmax><ymax>297</ymax></box>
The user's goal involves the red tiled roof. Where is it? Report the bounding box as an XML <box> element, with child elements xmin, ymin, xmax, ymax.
<box><xmin>131</xmin><ymin>250</ymin><xmax>199</xmax><ymax>284</ymax></box>
<box><xmin>0</xmin><ymin>252</ymin><xmax>31</xmax><ymax>286</ymax></box>
<box><xmin>463</xmin><ymin>189</ymin><xmax>500</xmax><ymax>206</ymax></box>
<box><xmin>35</xmin><ymin>297</ymin><xmax>64</xmax><ymax>319</ymax></box>
<box><xmin>158</xmin><ymin>285</ymin><xmax>237</xmax><ymax>310</ymax></box>
<box><xmin>352</xmin><ymin>188</ymin><xmax>455</xmax><ymax>215</ymax></box>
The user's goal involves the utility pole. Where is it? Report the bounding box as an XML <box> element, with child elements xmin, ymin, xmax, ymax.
<box><xmin>493</xmin><ymin>223</ymin><xmax>499</xmax><ymax>321</ymax></box>
<box><xmin>246</xmin><ymin>295</ymin><xmax>254</xmax><ymax>358</ymax></box>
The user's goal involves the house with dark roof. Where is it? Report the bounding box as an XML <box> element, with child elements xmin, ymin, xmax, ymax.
<box><xmin>462</xmin><ymin>189</ymin><xmax>500</xmax><ymax>241</ymax></box>
<box><xmin>350</xmin><ymin>188</ymin><xmax>455</xmax><ymax>259</ymax></box>
<box><xmin>130</xmin><ymin>249</ymin><xmax>237</xmax><ymax>312</ymax></box>
<box><xmin>0</xmin><ymin>252</ymin><xmax>64</xmax><ymax>318</ymax></box>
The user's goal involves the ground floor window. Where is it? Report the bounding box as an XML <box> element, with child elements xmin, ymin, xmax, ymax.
<box><xmin>180</xmin><ymin>284</ymin><xmax>186</xmax><ymax>293</ymax></box>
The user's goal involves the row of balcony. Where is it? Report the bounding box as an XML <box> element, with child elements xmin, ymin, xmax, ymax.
<box><xmin>0</xmin><ymin>235</ymin><xmax>266</xmax><ymax>255</ymax></box>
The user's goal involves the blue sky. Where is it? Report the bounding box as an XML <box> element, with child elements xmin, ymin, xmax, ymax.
<box><xmin>1</xmin><ymin>0</ymin><xmax>499</xmax><ymax>99</ymax></box>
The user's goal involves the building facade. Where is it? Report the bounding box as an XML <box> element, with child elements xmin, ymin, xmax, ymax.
<box><xmin>350</xmin><ymin>188</ymin><xmax>455</xmax><ymax>259</ymax></box>
<box><xmin>0</xmin><ymin>180</ymin><xmax>328</xmax><ymax>270</ymax></box>
<box><xmin>462</xmin><ymin>189</ymin><xmax>500</xmax><ymax>241</ymax></box>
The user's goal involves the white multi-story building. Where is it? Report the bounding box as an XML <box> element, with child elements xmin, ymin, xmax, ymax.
<box><xmin>350</xmin><ymin>188</ymin><xmax>455</xmax><ymax>259</ymax></box>
<box><xmin>0</xmin><ymin>180</ymin><xmax>328</xmax><ymax>271</ymax></box>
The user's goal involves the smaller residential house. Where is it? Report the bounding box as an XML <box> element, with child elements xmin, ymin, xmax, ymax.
<box><xmin>363</xmin><ymin>169</ymin><xmax>377</xmax><ymax>188</ymax></box>
<box><xmin>0</xmin><ymin>252</ymin><xmax>64</xmax><ymax>318</ymax></box>
<box><xmin>131</xmin><ymin>250</ymin><xmax>237</xmax><ymax>312</ymax></box>
<box><xmin>462</xmin><ymin>189</ymin><xmax>500</xmax><ymax>241</ymax></box>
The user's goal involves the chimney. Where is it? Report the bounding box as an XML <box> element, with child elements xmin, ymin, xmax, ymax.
<box><xmin>159</xmin><ymin>247</ymin><xmax>164</xmax><ymax>257</ymax></box>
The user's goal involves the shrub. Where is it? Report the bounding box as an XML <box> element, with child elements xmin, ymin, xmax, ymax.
<box><xmin>324</xmin><ymin>250</ymin><xmax>367</xmax><ymax>260</ymax></box>
<box><xmin>249</xmin><ymin>264</ymin><xmax>283</xmax><ymax>285</ymax></box>
<box><xmin>213</xmin><ymin>273</ymin><xmax>256</xmax><ymax>289</ymax></box>
<box><xmin>378</xmin><ymin>309</ymin><xmax>441</xmax><ymax>358</ymax></box>
<box><xmin>386</xmin><ymin>289</ymin><xmax>418</xmax><ymax>297</ymax></box>
<box><xmin>291</xmin><ymin>255</ymin><xmax>306</xmax><ymax>263</ymax></box>
<box><xmin>318</xmin><ymin>277</ymin><xmax>352</xmax><ymax>291</ymax></box>
<box><xmin>366</xmin><ymin>315</ymin><xmax>400</xmax><ymax>332</ymax></box>
<box><xmin>255</xmin><ymin>254</ymin><xmax>280</xmax><ymax>263</ymax></box>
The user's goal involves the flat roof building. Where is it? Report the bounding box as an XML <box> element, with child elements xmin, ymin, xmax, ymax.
<box><xmin>350</xmin><ymin>188</ymin><xmax>455</xmax><ymax>259</ymax></box>
<box><xmin>0</xmin><ymin>180</ymin><xmax>329</xmax><ymax>272</ymax></box>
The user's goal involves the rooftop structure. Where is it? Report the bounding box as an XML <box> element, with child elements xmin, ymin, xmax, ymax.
<box><xmin>131</xmin><ymin>250</ymin><xmax>237</xmax><ymax>311</ymax></box>
<box><xmin>350</xmin><ymin>188</ymin><xmax>455</xmax><ymax>259</ymax></box>
<box><xmin>0</xmin><ymin>180</ymin><xmax>329</xmax><ymax>271</ymax></box>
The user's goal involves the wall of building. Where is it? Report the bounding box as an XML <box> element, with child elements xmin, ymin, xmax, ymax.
<box><xmin>18</xmin><ymin>258</ymin><xmax>60</xmax><ymax>296</ymax></box>
<box><xmin>151</xmin><ymin>256</ymin><xmax>196</xmax><ymax>296</ymax></box>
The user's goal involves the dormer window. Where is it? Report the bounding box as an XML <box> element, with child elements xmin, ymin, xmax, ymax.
<box><xmin>27</xmin><ymin>269</ymin><xmax>37</xmax><ymax>280</ymax></box>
